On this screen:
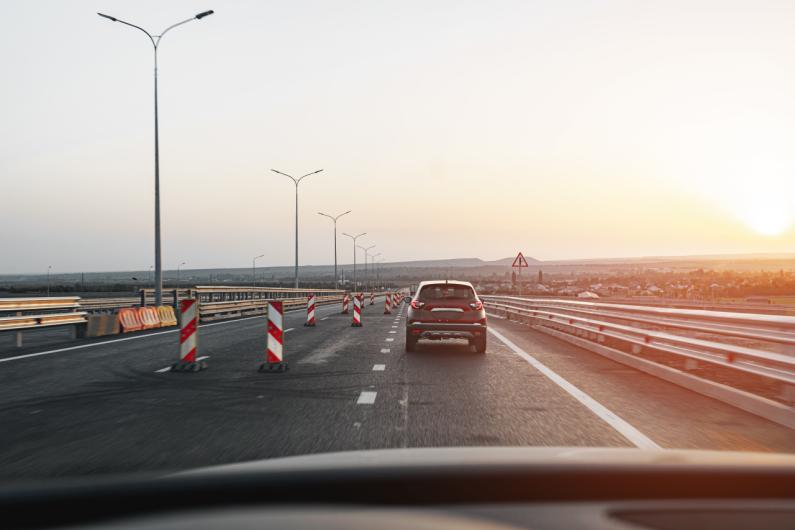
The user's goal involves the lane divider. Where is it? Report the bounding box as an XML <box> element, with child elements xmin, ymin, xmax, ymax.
<box><xmin>171</xmin><ymin>299</ymin><xmax>207</xmax><ymax>372</ymax></box>
<box><xmin>352</xmin><ymin>294</ymin><xmax>363</xmax><ymax>327</ymax></box>
<box><xmin>372</xmin><ymin>364</ymin><xmax>385</xmax><ymax>371</ymax></box>
<box><xmin>488</xmin><ymin>327</ymin><xmax>660</xmax><ymax>450</ymax></box>
<box><xmin>304</xmin><ymin>294</ymin><xmax>316</xmax><ymax>327</ymax></box>
<box><xmin>260</xmin><ymin>301</ymin><xmax>288</xmax><ymax>372</ymax></box>
<box><xmin>357</xmin><ymin>391</ymin><xmax>377</xmax><ymax>405</ymax></box>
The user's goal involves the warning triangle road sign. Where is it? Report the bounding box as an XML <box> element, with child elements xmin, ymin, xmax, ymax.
<box><xmin>512</xmin><ymin>252</ymin><xmax>529</xmax><ymax>268</ymax></box>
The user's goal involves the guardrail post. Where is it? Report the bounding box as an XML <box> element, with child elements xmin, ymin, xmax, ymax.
<box><xmin>15</xmin><ymin>311</ymin><xmax>22</xmax><ymax>347</ymax></box>
<box><xmin>140</xmin><ymin>289</ymin><xmax>146</xmax><ymax>307</ymax></box>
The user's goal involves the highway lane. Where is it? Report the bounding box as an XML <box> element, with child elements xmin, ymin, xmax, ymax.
<box><xmin>1</xmin><ymin>297</ymin><xmax>794</xmax><ymax>481</ymax></box>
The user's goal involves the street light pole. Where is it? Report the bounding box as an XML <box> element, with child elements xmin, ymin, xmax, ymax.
<box><xmin>271</xmin><ymin>169</ymin><xmax>323</xmax><ymax>288</ymax></box>
<box><xmin>357</xmin><ymin>245</ymin><xmax>375</xmax><ymax>292</ymax></box>
<box><xmin>252</xmin><ymin>254</ymin><xmax>265</xmax><ymax>287</ymax></box>
<box><xmin>177</xmin><ymin>261</ymin><xmax>186</xmax><ymax>286</ymax></box>
<box><xmin>46</xmin><ymin>265</ymin><xmax>52</xmax><ymax>296</ymax></box>
<box><xmin>318</xmin><ymin>210</ymin><xmax>351</xmax><ymax>290</ymax></box>
<box><xmin>98</xmin><ymin>10</ymin><xmax>214</xmax><ymax>306</ymax></box>
<box><xmin>342</xmin><ymin>232</ymin><xmax>366</xmax><ymax>291</ymax></box>
<box><xmin>371</xmin><ymin>253</ymin><xmax>381</xmax><ymax>290</ymax></box>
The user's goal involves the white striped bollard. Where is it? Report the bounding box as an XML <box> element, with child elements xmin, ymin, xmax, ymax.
<box><xmin>370</xmin><ymin>292</ymin><xmax>375</xmax><ymax>305</ymax></box>
<box><xmin>172</xmin><ymin>298</ymin><xmax>207</xmax><ymax>372</ymax></box>
<box><xmin>305</xmin><ymin>293</ymin><xmax>316</xmax><ymax>327</ymax></box>
<box><xmin>352</xmin><ymin>294</ymin><xmax>363</xmax><ymax>327</ymax></box>
<box><xmin>342</xmin><ymin>294</ymin><xmax>350</xmax><ymax>314</ymax></box>
<box><xmin>384</xmin><ymin>293</ymin><xmax>392</xmax><ymax>314</ymax></box>
<box><xmin>260</xmin><ymin>301</ymin><xmax>287</xmax><ymax>372</ymax></box>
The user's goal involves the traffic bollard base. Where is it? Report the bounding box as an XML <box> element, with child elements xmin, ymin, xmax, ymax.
<box><xmin>351</xmin><ymin>322</ymin><xmax>363</xmax><ymax>328</ymax></box>
<box><xmin>304</xmin><ymin>322</ymin><xmax>315</xmax><ymax>327</ymax></box>
<box><xmin>170</xmin><ymin>360</ymin><xmax>208</xmax><ymax>373</ymax></box>
<box><xmin>259</xmin><ymin>361</ymin><xmax>289</xmax><ymax>373</ymax></box>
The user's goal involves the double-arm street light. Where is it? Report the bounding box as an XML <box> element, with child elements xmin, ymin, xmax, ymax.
<box><xmin>271</xmin><ymin>169</ymin><xmax>323</xmax><ymax>288</ymax></box>
<box><xmin>317</xmin><ymin>210</ymin><xmax>351</xmax><ymax>290</ymax></box>
<box><xmin>342</xmin><ymin>232</ymin><xmax>366</xmax><ymax>291</ymax></box>
<box><xmin>252</xmin><ymin>254</ymin><xmax>265</xmax><ymax>287</ymax></box>
<box><xmin>98</xmin><ymin>9</ymin><xmax>214</xmax><ymax>306</ymax></box>
<box><xmin>357</xmin><ymin>245</ymin><xmax>375</xmax><ymax>291</ymax></box>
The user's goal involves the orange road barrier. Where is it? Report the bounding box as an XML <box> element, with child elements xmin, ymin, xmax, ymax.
<box><xmin>157</xmin><ymin>305</ymin><xmax>178</xmax><ymax>327</ymax></box>
<box><xmin>117</xmin><ymin>308</ymin><xmax>143</xmax><ymax>333</ymax></box>
<box><xmin>137</xmin><ymin>306</ymin><xmax>161</xmax><ymax>330</ymax></box>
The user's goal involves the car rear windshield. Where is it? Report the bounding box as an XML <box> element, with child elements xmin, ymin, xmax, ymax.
<box><xmin>418</xmin><ymin>284</ymin><xmax>476</xmax><ymax>301</ymax></box>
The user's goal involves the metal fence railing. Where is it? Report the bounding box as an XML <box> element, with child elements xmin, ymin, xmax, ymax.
<box><xmin>482</xmin><ymin>295</ymin><xmax>795</xmax><ymax>430</ymax></box>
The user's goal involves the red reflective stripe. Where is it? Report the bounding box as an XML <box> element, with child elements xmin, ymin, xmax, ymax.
<box><xmin>268</xmin><ymin>320</ymin><xmax>283</xmax><ymax>343</ymax></box>
<box><xmin>180</xmin><ymin>318</ymin><xmax>197</xmax><ymax>343</ymax></box>
<box><xmin>182</xmin><ymin>347</ymin><xmax>197</xmax><ymax>363</ymax></box>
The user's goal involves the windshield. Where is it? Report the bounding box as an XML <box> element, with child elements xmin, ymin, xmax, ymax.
<box><xmin>1</xmin><ymin>0</ymin><xmax>795</xmax><ymax>487</ymax></box>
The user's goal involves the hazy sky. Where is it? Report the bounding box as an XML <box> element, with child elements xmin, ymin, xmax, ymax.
<box><xmin>2</xmin><ymin>0</ymin><xmax>795</xmax><ymax>273</ymax></box>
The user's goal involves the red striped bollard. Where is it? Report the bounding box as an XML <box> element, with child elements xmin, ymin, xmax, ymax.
<box><xmin>304</xmin><ymin>294</ymin><xmax>316</xmax><ymax>327</ymax></box>
<box><xmin>392</xmin><ymin>292</ymin><xmax>398</xmax><ymax>308</ymax></box>
<box><xmin>384</xmin><ymin>293</ymin><xmax>392</xmax><ymax>314</ymax></box>
<box><xmin>352</xmin><ymin>294</ymin><xmax>363</xmax><ymax>327</ymax></box>
<box><xmin>172</xmin><ymin>299</ymin><xmax>207</xmax><ymax>372</ymax></box>
<box><xmin>260</xmin><ymin>301</ymin><xmax>287</xmax><ymax>372</ymax></box>
<box><xmin>342</xmin><ymin>294</ymin><xmax>350</xmax><ymax>314</ymax></box>
<box><xmin>370</xmin><ymin>292</ymin><xmax>375</xmax><ymax>305</ymax></box>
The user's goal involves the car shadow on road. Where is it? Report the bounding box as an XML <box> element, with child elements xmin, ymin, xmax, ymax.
<box><xmin>408</xmin><ymin>339</ymin><xmax>485</xmax><ymax>359</ymax></box>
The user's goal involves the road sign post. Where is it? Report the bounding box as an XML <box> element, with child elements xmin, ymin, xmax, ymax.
<box><xmin>512</xmin><ymin>252</ymin><xmax>529</xmax><ymax>294</ymax></box>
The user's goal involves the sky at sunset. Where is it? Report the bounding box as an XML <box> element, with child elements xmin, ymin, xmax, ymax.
<box><xmin>1</xmin><ymin>0</ymin><xmax>794</xmax><ymax>273</ymax></box>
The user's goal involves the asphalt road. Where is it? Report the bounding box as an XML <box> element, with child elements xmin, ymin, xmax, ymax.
<box><xmin>1</xmin><ymin>296</ymin><xmax>794</xmax><ymax>482</ymax></box>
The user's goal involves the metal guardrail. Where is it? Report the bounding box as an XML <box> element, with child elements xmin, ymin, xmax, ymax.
<box><xmin>482</xmin><ymin>295</ymin><xmax>795</xmax><ymax>429</ymax></box>
<box><xmin>0</xmin><ymin>297</ymin><xmax>87</xmax><ymax>347</ymax></box>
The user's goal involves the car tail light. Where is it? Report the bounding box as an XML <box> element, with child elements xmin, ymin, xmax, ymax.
<box><xmin>410</xmin><ymin>300</ymin><xmax>425</xmax><ymax>310</ymax></box>
<box><xmin>469</xmin><ymin>300</ymin><xmax>483</xmax><ymax>310</ymax></box>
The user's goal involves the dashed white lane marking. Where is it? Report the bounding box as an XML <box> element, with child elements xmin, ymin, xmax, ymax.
<box><xmin>388</xmin><ymin>330</ymin><xmax>397</xmax><ymax>334</ymax></box>
<box><xmin>321</xmin><ymin>317</ymin><xmax>329</xmax><ymax>321</ymax></box>
<box><xmin>372</xmin><ymin>364</ymin><xmax>385</xmax><ymax>371</ymax></box>
<box><xmin>391</xmin><ymin>325</ymin><xmax>398</xmax><ymax>328</ymax></box>
<box><xmin>356</xmin><ymin>391</ymin><xmax>377</xmax><ymax>405</ymax></box>
<box><xmin>285</xmin><ymin>328</ymin><xmax>295</xmax><ymax>333</ymax></box>
<box><xmin>155</xmin><ymin>355</ymin><xmax>210</xmax><ymax>373</ymax></box>
<box><xmin>488</xmin><ymin>327</ymin><xmax>661</xmax><ymax>450</ymax></box>
<box><xmin>385</xmin><ymin>338</ymin><xmax>394</xmax><ymax>342</ymax></box>
<box><xmin>380</xmin><ymin>348</ymin><xmax>390</xmax><ymax>353</ymax></box>
<box><xmin>0</xmin><ymin>303</ymin><xmax>341</xmax><ymax>365</ymax></box>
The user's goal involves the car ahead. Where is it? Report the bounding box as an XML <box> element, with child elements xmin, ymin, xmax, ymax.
<box><xmin>405</xmin><ymin>280</ymin><xmax>487</xmax><ymax>353</ymax></box>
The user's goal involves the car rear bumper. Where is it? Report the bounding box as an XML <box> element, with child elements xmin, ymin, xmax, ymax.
<box><xmin>407</xmin><ymin>322</ymin><xmax>487</xmax><ymax>340</ymax></box>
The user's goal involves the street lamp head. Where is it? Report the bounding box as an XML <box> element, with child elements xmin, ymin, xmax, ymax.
<box><xmin>97</xmin><ymin>12</ymin><xmax>118</xmax><ymax>22</ymax></box>
<box><xmin>195</xmin><ymin>10</ymin><xmax>214</xmax><ymax>19</ymax></box>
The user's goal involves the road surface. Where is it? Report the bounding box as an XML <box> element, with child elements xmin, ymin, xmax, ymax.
<box><xmin>1</xmin><ymin>296</ymin><xmax>794</xmax><ymax>481</ymax></box>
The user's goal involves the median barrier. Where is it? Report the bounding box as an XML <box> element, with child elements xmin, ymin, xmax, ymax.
<box><xmin>137</xmin><ymin>306</ymin><xmax>161</xmax><ymax>330</ymax></box>
<box><xmin>117</xmin><ymin>308</ymin><xmax>143</xmax><ymax>333</ymax></box>
<box><xmin>157</xmin><ymin>306</ymin><xmax>178</xmax><ymax>327</ymax></box>
<box><xmin>81</xmin><ymin>314</ymin><xmax>120</xmax><ymax>338</ymax></box>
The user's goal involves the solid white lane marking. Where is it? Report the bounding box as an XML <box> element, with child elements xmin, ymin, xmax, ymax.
<box><xmin>380</xmin><ymin>348</ymin><xmax>390</xmax><ymax>353</ymax></box>
<box><xmin>155</xmin><ymin>355</ymin><xmax>210</xmax><ymax>373</ymax></box>
<box><xmin>488</xmin><ymin>327</ymin><xmax>660</xmax><ymax>450</ymax></box>
<box><xmin>386</xmin><ymin>338</ymin><xmax>394</xmax><ymax>342</ymax></box>
<box><xmin>372</xmin><ymin>364</ymin><xmax>386</xmax><ymax>371</ymax></box>
<box><xmin>285</xmin><ymin>328</ymin><xmax>295</xmax><ymax>333</ymax></box>
<box><xmin>357</xmin><ymin>391</ymin><xmax>377</xmax><ymax>404</ymax></box>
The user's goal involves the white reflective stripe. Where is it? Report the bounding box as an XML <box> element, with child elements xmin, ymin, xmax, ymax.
<box><xmin>180</xmin><ymin>334</ymin><xmax>196</xmax><ymax>359</ymax></box>
<box><xmin>181</xmin><ymin>301</ymin><xmax>196</xmax><ymax>324</ymax></box>
<box><xmin>268</xmin><ymin>333</ymin><xmax>283</xmax><ymax>360</ymax></box>
<box><xmin>269</xmin><ymin>304</ymin><xmax>283</xmax><ymax>330</ymax></box>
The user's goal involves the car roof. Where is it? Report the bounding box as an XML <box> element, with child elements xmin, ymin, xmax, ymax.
<box><xmin>417</xmin><ymin>280</ymin><xmax>474</xmax><ymax>288</ymax></box>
